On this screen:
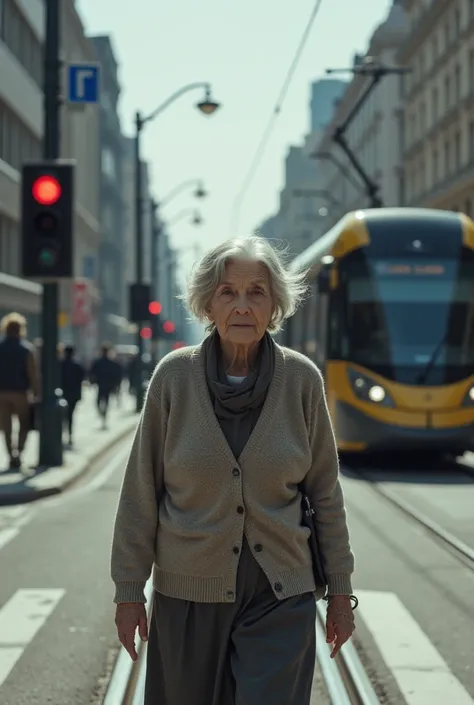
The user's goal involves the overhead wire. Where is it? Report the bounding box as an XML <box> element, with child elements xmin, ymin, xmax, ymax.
<box><xmin>230</xmin><ymin>0</ymin><xmax>324</xmax><ymax>235</ymax></box>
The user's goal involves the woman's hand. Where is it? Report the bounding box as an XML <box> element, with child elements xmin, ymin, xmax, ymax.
<box><xmin>115</xmin><ymin>602</ymin><xmax>148</xmax><ymax>661</ymax></box>
<box><xmin>326</xmin><ymin>595</ymin><xmax>355</xmax><ymax>658</ymax></box>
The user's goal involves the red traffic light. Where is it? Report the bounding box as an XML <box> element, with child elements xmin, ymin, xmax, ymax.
<box><xmin>32</xmin><ymin>175</ymin><xmax>62</xmax><ymax>206</ymax></box>
<box><xmin>162</xmin><ymin>320</ymin><xmax>175</xmax><ymax>334</ymax></box>
<box><xmin>148</xmin><ymin>300</ymin><xmax>162</xmax><ymax>315</ymax></box>
<box><xmin>140</xmin><ymin>326</ymin><xmax>152</xmax><ymax>339</ymax></box>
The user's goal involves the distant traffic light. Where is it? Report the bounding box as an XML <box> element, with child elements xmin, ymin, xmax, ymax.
<box><xmin>148</xmin><ymin>300</ymin><xmax>162</xmax><ymax>316</ymax></box>
<box><xmin>21</xmin><ymin>162</ymin><xmax>74</xmax><ymax>278</ymax></box>
<box><xmin>172</xmin><ymin>341</ymin><xmax>186</xmax><ymax>350</ymax></box>
<box><xmin>129</xmin><ymin>283</ymin><xmax>151</xmax><ymax>322</ymax></box>
<box><xmin>140</xmin><ymin>326</ymin><xmax>152</xmax><ymax>339</ymax></box>
<box><xmin>162</xmin><ymin>320</ymin><xmax>176</xmax><ymax>335</ymax></box>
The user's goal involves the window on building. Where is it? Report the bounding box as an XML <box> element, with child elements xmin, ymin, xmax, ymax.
<box><xmin>431</xmin><ymin>35</ymin><xmax>438</xmax><ymax>65</ymax></box>
<box><xmin>432</xmin><ymin>148</ymin><xmax>439</xmax><ymax>184</ymax></box>
<box><xmin>455</xmin><ymin>8</ymin><xmax>461</xmax><ymax>36</ymax></box>
<box><xmin>455</xmin><ymin>131</ymin><xmax>462</xmax><ymax>170</ymax></box>
<box><xmin>444</xmin><ymin>140</ymin><xmax>450</xmax><ymax>175</ymax></box>
<box><xmin>431</xmin><ymin>87</ymin><xmax>439</xmax><ymax>124</ymax></box>
<box><xmin>455</xmin><ymin>64</ymin><xmax>462</xmax><ymax>101</ymax></box>
<box><xmin>444</xmin><ymin>20</ymin><xmax>450</xmax><ymax>50</ymax></box>
<box><xmin>444</xmin><ymin>74</ymin><xmax>451</xmax><ymax>111</ymax></box>
<box><xmin>101</xmin><ymin>146</ymin><xmax>116</xmax><ymax>178</ymax></box>
<box><xmin>470</xmin><ymin>50</ymin><xmax>474</xmax><ymax>93</ymax></box>
<box><xmin>0</xmin><ymin>100</ymin><xmax>42</xmax><ymax>171</ymax></box>
<box><xmin>2</xmin><ymin>0</ymin><xmax>43</xmax><ymax>87</ymax></box>
<box><xmin>0</xmin><ymin>214</ymin><xmax>19</xmax><ymax>276</ymax></box>
<box><xmin>420</xmin><ymin>101</ymin><xmax>426</xmax><ymax>132</ymax></box>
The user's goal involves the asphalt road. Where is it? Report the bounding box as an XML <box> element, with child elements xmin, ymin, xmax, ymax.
<box><xmin>0</xmin><ymin>440</ymin><xmax>132</xmax><ymax>705</ymax></box>
<box><xmin>340</xmin><ymin>458</ymin><xmax>474</xmax><ymax>705</ymax></box>
<box><xmin>0</xmin><ymin>446</ymin><xmax>473</xmax><ymax>705</ymax></box>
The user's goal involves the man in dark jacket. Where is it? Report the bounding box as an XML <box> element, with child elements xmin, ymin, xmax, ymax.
<box><xmin>60</xmin><ymin>345</ymin><xmax>85</xmax><ymax>446</ymax></box>
<box><xmin>0</xmin><ymin>313</ymin><xmax>39</xmax><ymax>469</ymax></box>
<box><xmin>89</xmin><ymin>343</ymin><xmax>121</xmax><ymax>429</ymax></box>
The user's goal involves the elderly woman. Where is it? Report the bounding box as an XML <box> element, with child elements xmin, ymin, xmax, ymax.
<box><xmin>111</xmin><ymin>236</ymin><xmax>355</xmax><ymax>705</ymax></box>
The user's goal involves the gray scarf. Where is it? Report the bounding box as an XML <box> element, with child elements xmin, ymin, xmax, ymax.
<box><xmin>204</xmin><ymin>330</ymin><xmax>275</xmax><ymax>459</ymax></box>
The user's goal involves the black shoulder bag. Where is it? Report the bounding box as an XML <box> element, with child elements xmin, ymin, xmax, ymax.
<box><xmin>301</xmin><ymin>492</ymin><xmax>358</xmax><ymax>610</ymax></box>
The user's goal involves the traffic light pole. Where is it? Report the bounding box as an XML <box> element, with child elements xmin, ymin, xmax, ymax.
<box><xmin>40</xmin><ymin>0</ymin><xmax>63</xmax><ymax>467</ymax></box>
<box><xmin>150</xmin><ymin>199</ymin><xmax>161</xmax><ymax>368</ymax></box>
<box><xmin>134</xmin><ymin>112</ymin><xmax>145</xmax><ymax>412</ymax></box>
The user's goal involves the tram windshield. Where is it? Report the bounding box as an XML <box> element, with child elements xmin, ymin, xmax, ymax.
<box><xmin>340</xmin><ymin>251</ymin><xmax>474</xmax><ymax>384</ymax></box>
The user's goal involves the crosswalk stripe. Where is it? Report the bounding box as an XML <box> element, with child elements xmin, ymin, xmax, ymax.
<box><xmin>0</xmin><ymin>589</ymin><xmax>65</xmax><ymax>688</ymax></box>
<box><xmin>357</xmin><ymin>590</ymin><xmax>474</xmax><ymax>705</ymax></box>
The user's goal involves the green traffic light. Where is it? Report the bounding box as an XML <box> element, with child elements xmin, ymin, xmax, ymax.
<box><xmin>38</xmin><ymin>248</ymin><xmax>57</xmax><ymax>267</ymax></box>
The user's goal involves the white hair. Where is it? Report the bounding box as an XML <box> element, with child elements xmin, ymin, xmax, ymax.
<box><xmin>184</xmin><ymin>236</ymin><xmax>308</xmax><ymax>333</ymax></box>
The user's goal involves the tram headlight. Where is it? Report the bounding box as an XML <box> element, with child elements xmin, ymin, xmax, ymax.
<box><xmin>462</xmin><ymin>385</ymin><xmax>474</xmax><ymax>406</ymax></box>
<box><xmin>348</xmin><ymin>369</ymin><xmax>394</xmax><ymax>407</ymax></box>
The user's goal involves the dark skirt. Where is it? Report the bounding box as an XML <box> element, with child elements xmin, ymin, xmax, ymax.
<box><xmin>144</xmin><ymin>538</ymin><xmax>316</xmax><ymax>705</ymax></box>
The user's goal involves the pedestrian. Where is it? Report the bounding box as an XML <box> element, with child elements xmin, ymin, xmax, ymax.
<box><xmin>111</xmin><ymin>236</ymin><xmax>355</xmax><ymax>705</ymax></box>
<box><xmin>0</xmin><ymin>313</ymin><xmax>39</xmax><ymax>469</ymax></box>
<box><xmin>60</xmin><ymin>345</ymin><xmax>85</xmax><ymax>447</ymax></box>
<box><xmin>89</xmin><ymin>343</ymin><xmax>121</xmax><ymax>429</ymax></box>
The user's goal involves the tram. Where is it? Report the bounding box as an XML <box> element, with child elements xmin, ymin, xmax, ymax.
<box><xmin>285</xmin><ymin>208</ymin><xmax>474</xmax><ymax>455</ymax></box>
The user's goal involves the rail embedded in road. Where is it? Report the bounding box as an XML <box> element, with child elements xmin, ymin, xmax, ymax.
<box><xmin>316</xmin><ymin>602</ymin><xmax>380</xmax><ymax>705</ymax></box>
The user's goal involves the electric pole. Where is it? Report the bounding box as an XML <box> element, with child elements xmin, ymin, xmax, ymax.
<box><xmin>325</xmin><ymin>58</ymin><xmax>411</xmax><ymax>208</ymax></box>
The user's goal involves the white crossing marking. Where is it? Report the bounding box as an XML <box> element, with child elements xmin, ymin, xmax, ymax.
<box><xmin>357</xmin><ymin>590</ymin><xmax>474</xmax><ymax>705</ymax></box>
<box><xmin>0</xmin><ymin>589</ymin><xmax>65</xmax><ymax>687</ymax></box>
<box><xmin>0</xmin><ymin>507</ymin><xmax>35</xmax><ymax>553</ymax></box>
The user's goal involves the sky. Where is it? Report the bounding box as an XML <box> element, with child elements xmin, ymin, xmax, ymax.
<box><xmin>76</xmin><ymin>0</ymin><xmax>393</xmax><ymax>279</ymax></box>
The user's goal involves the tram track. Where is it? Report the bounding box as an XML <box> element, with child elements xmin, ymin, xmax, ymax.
<box><xmin>104</xmin><ymin>589</ymin><xmax>380</xmax><ymax>705</ymax></box>
<box><xmin>316</xmin><ymin>602</ymin><xmax>380</xmax><ymax>705</ymax></box>
<box><xmin>352</xmin><ymin>460</ymin><xmax>474</xmax><ymax>573</ymax></box>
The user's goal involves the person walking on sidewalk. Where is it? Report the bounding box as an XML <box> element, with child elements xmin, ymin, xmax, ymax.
<box><xmin>89</xmin><ymin>343</ymin><xmax>121</xmax><ymax>429</ymax></box>
<box><xmin>111</xmin><ymin>236</ymin><xmax>356</xmax><ymax>705</ymax></box>
<box><xmin>60</xmin><ymin>345</ymin><xmax>85</xmax><ymax>447</ymax></box>
<box><xmin>0</xmin><ymin>313</ymin><xmax>39</xmax><ymax>469</ymax></box>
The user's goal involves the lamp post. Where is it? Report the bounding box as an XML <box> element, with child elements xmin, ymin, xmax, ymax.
<box><xmin>159</xmin><ymin>179</ymin><xmax>207</xmax><ymax>208</ymax></box>
<box><xmin>133</xmin><ymin>83</ymin><xmax>219</xmax><ymax>411</ymax></box>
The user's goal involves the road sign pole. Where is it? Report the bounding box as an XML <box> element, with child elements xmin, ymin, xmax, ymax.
<box><xmin>135</xmin><ymin>112</ymin><xmax>145</xmax><ymax>412</ymax></box>
<box><xmin>40</xmin><ymin>0</ymin><xmax>62</xmax><ymax>467</ymax></box>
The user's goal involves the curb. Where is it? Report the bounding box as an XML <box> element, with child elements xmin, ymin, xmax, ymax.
<box><xmin>0</xmin><ymin>417</ymin><xmax>137</xmax><ymax>506</ymax></box>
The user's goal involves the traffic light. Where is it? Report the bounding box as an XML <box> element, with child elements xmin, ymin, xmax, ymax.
<box><xmin>162</xmin><ymin>320</ymin><xmax>176</xmax><ymax>335</ymax></box>
<box><xmin>21</xmin><ymin>161</ymin><xmax>74</xmax><ymax>278</ymax></box>
<box><xmin>148</xmin><ymin>300</ymin><xmax>162</xmax><ymax>316</ymax></box>
<box><xmin>129</xmin><ymin>283</ymin><xmax>151</xmax><ymax>322</ymax></box>
<box><xmin>140</xmin><ymin>326</ymin><xmax>152</xmax><ymax>340</ymax></box>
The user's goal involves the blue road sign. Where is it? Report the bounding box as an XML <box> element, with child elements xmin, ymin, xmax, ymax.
<box><xmin>67</xmin><ymin>63</ymin><xmax>100</xmax><ymax>104</ymax></box>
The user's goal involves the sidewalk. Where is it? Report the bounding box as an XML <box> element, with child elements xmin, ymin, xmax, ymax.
<box><xmin>0</xmin><ymin>386</ymin><xmax>139</xmax><ymax>505</ymax></box>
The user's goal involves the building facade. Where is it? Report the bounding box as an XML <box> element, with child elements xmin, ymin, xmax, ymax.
<box><xmin>90</xmin><ymin>34</ymin><xmax>126</xmax><ymax>345</ymax></box>
<box><xmin>306</xmin><ymin>1</ymin><xmax>408</xmax><ymax>237</ymax></box>
<box><xmin>398</xmin><ymin>0</ymin><xmax>474</xmax><ymax>215</ymax></box>
<box><xmin>0</xmin><ymin>0</ymin><xmax>44</xmax><ymax>336</ymax></box>
<box><xmin>0</xmin><ymin>0</ymin><xmax>102</xmax><ymax>360</ymax></box>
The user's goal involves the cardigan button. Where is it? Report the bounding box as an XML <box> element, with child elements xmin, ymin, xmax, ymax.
<box><xmin>274</xmin><ymin>582</ymin><xmax>283</xmax><ymax>592</ymax></box>
<box><xmin>232</xmin><ymin>467</ymin><xmax>240</xmax><ymax>477</ymax></box>
<box><xmin>254</xmin><ymin>543</ymin><xmax>263</xmax><ymax>552</ymax></box>
<box><xmin>237</xmin><ymin>505</ymin><xmax>244</xmax><ymax>515</ymax></box>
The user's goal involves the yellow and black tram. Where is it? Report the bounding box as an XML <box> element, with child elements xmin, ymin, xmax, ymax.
<box><xmin>284</xmin><ymin>207</ymin><xmax>474</xmax><ymax>455</ymax></box>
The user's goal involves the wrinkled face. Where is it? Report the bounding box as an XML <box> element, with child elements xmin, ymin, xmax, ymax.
<box><xmin>207</xmin><ymin>259</ymin><xmax>274</xmax><ymax>345</ymax></box>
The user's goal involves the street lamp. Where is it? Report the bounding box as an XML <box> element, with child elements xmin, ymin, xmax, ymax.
<box><xmin>159</xmin><ymin>179</ymin><xmax>208</xmax><ymax>208</ymax></box>
<box><xmin>133</xmin><ymin>82</ymin><xmax>220</xmax><ymax>411</ymax></box>
<box><xmin>196</xmin><ymin>86</ymin><xmax>220</xmax><ymax>115</ymax></box>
